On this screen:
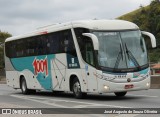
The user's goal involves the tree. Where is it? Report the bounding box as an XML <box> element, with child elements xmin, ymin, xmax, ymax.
<box><xmin>0</xmin><ymin>31</ymin><xmax>12</xmax><ymax>69</ymax></box>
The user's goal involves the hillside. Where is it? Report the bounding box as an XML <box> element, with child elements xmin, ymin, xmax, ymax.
<box><xmin>118</xmin><ymin>5</ymin><xmax>150</xmax><ymax>22</ymax></box>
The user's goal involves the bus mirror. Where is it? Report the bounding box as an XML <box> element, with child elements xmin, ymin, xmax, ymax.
<box><xmin>82</xmin><ymin>33</ymin><xmax>99</xmax><ymax>50</ymax></box>
<box><xmin>141</xmin><ymin>31</ymin><xmax>156</xmax><ymax>48</ymax></box>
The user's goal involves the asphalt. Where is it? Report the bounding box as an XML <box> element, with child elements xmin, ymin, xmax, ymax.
<box><xmin>0</xmin><ymin>84</ymin><xmax>160</xmax><ymax>117</ymax></box>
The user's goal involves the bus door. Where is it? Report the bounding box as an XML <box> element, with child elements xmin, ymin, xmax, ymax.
<box><xmin>83</xmin><ymin>38</ymin><xmax>98</xmax><ymax>92</ymax></box>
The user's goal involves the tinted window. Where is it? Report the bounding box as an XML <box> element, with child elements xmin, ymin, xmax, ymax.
<box><xmin>15</xmin><ymin>39</ymin><xmax>26</xmax><ymax>57</ymax></box>
<box><xmin>62</xmin><ymin>30</ymin><xmax>77</xmax><ymax>57</ymax></box>
<box><xmin>26</xmin><ymin>37</ymin><xmax>37</xmax><ymax>56</ymax></box>
<box><xmin>5</xmin><ymin>41</ymin><xmax>16</xmax><ymax>58</ymax></box>
<box><xmin>78</xmin><ymin>36</ymin><xmax>95</xmax><ymax>66</ymax></box>
<box><xmin>5</xmin><ymin>29</ymin><xmax>77</xmax><ymax>58</ymax></box>
<box><xmin>47</xmin><ymin>32</ymin><xmax>60</xmax><ymax>54</ymax></box>
<box><xmin>74</xmin><ymin>28</ymin><xmax>95</xmax><ymax>66</ymax></box>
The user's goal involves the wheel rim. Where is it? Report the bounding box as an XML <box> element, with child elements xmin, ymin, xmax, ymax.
<box><xmin>73</xmin><ymin>82</ymin><xmax>81</xmax><ymax>96</ymax></box>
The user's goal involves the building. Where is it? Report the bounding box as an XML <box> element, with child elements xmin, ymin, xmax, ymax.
<box><xmin>150</xmin><ymin>64</ymin><xmax>160</xmax><ymax>75</ymax></box>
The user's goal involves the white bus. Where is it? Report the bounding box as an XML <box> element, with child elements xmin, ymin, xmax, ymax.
<box><xmin>4</xmin><ymin>20</ymin><xmax>156</xmax><ymax>98</ymax></box>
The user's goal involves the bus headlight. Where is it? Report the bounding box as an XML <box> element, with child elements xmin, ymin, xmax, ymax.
<box><xmin>104</xmin><ymin>85</ymin><xmax>109</xmax><ymax>90</ymax></box>
<box><xmin>146</xmin><ymin>82</ymin><xmax>150</xmax><ymax>87</ymax></box>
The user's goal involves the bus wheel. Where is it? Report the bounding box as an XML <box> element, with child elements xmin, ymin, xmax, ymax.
<box><xmin>20</xmin><ymin>77</ymin><xmax>29</xmax><ymax>94</ymax></box>
<box><xmin>114</xmin><ymin>92</ymin><xmax>127</xmax><ymax>97</ymax></box>
<box><xmin>72</xmin><ymin>79</ymin><xmax>86</xmax><ymax>99</ymax></box>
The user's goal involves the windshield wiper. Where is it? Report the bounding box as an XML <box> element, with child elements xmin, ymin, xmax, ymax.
<box><xmin>114</xmin><ymin>44</ymin><xmax>123</xmax><ymax>69</ymax></box>
<box><xmin>124</xmin><ymin>43</ymin><xmax>140</xmax><ymax>68</ymax></box>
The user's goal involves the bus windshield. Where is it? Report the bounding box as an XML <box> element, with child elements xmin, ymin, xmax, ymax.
<box><xmin>93</xmin><ymin>30</ymin><xmax>148</xmax><ymax>72</ymax></box>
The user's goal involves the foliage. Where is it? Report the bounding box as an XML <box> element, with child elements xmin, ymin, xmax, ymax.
<box><xmin>118</xmin><ymin>0</ymin><xmax>160</xmax><ymax>63</ymax></box>
<box><xmin>0</xmin><ymin>31</ymin><xmax>12</xmax><ymax>69</ymax></box>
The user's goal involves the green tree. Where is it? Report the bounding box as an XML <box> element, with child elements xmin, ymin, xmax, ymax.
<box><xmin>0</xmin><ymin>31</ymin><xmax>12</xmax><ymax>69</ymax></box>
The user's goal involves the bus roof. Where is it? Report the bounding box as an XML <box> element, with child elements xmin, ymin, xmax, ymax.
<box><xmin>5</xmin><ymin>19</ymin><xmax>139</xmax><ymax>42</ymax></box>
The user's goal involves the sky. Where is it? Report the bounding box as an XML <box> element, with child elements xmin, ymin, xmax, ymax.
<box><xmin>0</xmin><ymin>0</ymin><xmax>151</xmax><ymax>36</ymax></box>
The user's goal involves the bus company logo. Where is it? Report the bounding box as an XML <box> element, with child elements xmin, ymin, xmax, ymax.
<box><xmin>32</xmin><ymin>57</ymin><xmax>48</xmax><ymax>76</ymax></box>
<box><xmin>133</xmin><ymin>72</ymin><xmax>140</xmax><ymax>78</ymax></box>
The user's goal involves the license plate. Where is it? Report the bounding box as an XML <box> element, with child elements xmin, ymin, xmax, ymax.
<box><xmin>125</xmin><ymin>84</ymin><xmax>134</xmax><ymax>89</ymax></box>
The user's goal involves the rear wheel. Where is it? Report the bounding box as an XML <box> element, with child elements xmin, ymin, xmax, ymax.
<box><xmin>72</xmin><ymin>78</ymin><xmax>86</xmax><ymax>99</ymax></box>
<box><xmin>21</xmin><ymin>77</ymin><xmax>29</xmax><ymax>94</ymax></box>
<box><xmin>20</xmin><ymin>77</ymin><xmax>36</xmax><ymax>94</ymax></box>
<box><xmin>114</xmin><ymin>92</ymin><xmax>127</xmax><ymax>97</ymax></box>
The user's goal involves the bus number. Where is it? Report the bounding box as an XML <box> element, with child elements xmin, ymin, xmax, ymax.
<box><xmin>33</xmin><ymin>57</ymin><xmax>48</xmax><ymax>76</ymax></box>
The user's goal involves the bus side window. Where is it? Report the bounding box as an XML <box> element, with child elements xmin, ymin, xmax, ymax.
<box><xmin>59</xmin><ymin>32</ymin><xmax>65</xmax><ymax>53</ymax></box>
<box><xmin>38</xmin><ymin>36</ymin><xmax>47</xmax><ymax>55</ymax></box>
<box><xmin>84</xmin><ymin>37</ymin><xmax>95</xmax><ymax>66</ymax></box>
<box><xmin>26</xmin><ymin>37</ymin><xmax>37</xmax><ymax>56</ymax></box>
<box><xmin>62</xmin><ymin>30</ymin><xmax>77</xmax><ymax>57</ymax></box>
<box><xmin>47</xmin><ymin>32</ymin><xmax>60</xmax><ymax>54</ymax></box>
<box><xmin>5</xmin><ymin>41</ymin><xmax>16</xmax><ymax>58</ymax></box>
<box><xmin>86</xmin><ymin>43</ymin><xmax>92</xmax><ymax>65</ymax></box>
<box><xmin>16</xmin><ymin>40</ymin><xmax>26</xmax><ymax>57</ymax></box>
<box><xmin>78</xmin><ymin>36</ymin><xmax>95</xmax><ymax>66</ymax></box>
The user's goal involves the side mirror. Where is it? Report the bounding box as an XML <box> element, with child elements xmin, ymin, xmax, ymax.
<box><xmin>141</xmin><ymin>31</ymin><xmax>156</xmax><ymax>48</ymax></box>
<box><xmin>82</xmin><ymin>33</ymin><xmax>99</xmax><ymax>50</ymax></box>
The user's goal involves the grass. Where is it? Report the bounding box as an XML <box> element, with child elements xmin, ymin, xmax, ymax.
<box><xmin>117</xmin><ymin>5</ymin><xmax>150</xmax><ymax>21</ymax></box>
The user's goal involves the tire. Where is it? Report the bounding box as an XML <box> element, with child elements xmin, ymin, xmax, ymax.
<box><xmin>114</xmin><ymin>92</ymin><xmax>127</xmax><ymax>97</ymax></box>
<box><xmin>20</xmin><ymin>77</ymin><xmax>36</xmax><ymax>94</ymax></box>
<box><xmin>20</xmin><ymin>77</ymin><xmax>29</xmax><ymax>94</ymax></box>
<box><xmin>72</xmin><ymin>78</ymin><xmax>86</xmax><ymax>99</ymax></box>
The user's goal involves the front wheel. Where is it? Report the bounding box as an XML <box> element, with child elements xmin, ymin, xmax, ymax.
<box><xmin>114</xmin><ymin>92</ymin><xmax>127</xmax><ymax>97</ymax></box>
<box><xmin>72</xmin><ymin>79</ymin><xmax>86</xmax><ymax>99</ymax></box>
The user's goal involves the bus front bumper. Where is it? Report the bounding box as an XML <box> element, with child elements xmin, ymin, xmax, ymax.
<box><xmin>98</xmin><ymin>77</ymin><xmax>150</xmax><ymax>93</ymax></box>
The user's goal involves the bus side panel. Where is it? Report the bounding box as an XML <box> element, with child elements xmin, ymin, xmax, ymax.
<box><xmin>5</xmin><ymin>56</ymin><xmax>20</xmax><ymax>88</ymax></box>
<box><xmin>20</xmin><ymin>70</ymin><xmax>42</xmax><ymax>90</ymax></box>
<box><xmin>50</xmin><ymin>53</ymin><xmax>87</xmax><ymax>92</ymax></box>
<box><xmin>51</xmin><ymin>54</ymin><xmax>67</xmax><ymax>91</ymax></box>
<box><xmin>6</xmin><ymin>71</ymin><xmax>20</xmax><ymax>89</ymax></box>
<box><xmin>10</xmin><ymin>55</ymin><xmax>55</xmax><ymax>91</ymax></box>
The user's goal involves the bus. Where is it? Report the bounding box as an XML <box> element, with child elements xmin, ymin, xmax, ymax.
<box><xmin>4</xmin><ymin>20</ymin><xmax>156</xmax><ymax>98</ymax></box>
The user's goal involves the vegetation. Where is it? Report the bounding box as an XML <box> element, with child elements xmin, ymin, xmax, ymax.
<box><xmin>0</xmin><ymin>31</ymin><xmax>12</xmax><ymax>69</ymax></box>
<box><xmin>118</xmin><ymin>0</ymin><xmax>160</xmax><ymax>63</ymax></box>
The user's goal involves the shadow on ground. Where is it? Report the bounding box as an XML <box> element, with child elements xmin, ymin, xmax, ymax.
<box><xmin>13</xmin><ymin>90</ymin><xmax>144</xmax><ymax>101</ymax></box>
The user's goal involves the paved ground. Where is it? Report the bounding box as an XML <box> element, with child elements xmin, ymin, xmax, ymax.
<box><xmin>0</xmin><ymin>84</ymin><xmax>160</xmax><ymax>117</ymax></box>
